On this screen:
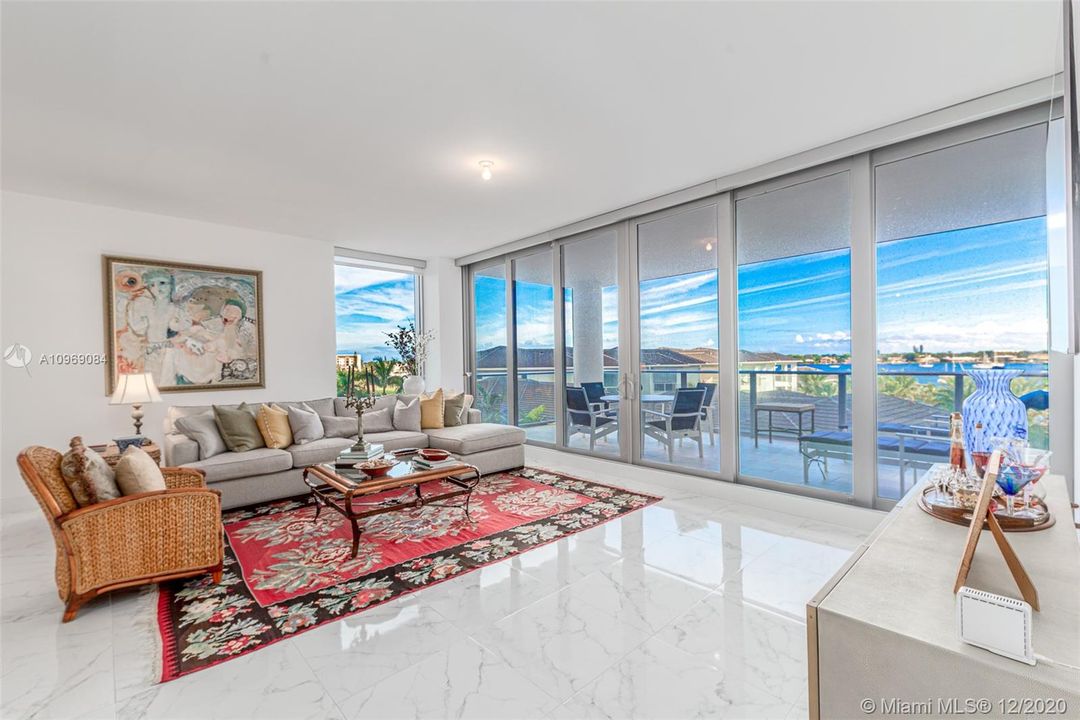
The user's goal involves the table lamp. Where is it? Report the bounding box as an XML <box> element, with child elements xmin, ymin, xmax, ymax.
<box><xmin>110</xmin><ymin>373</ymin><xmax>161</xmax><ymax>436</ymax></box>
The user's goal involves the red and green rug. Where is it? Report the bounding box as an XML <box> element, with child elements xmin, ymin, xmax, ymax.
<box><xmin>157</xmin><ymin>467</ymin><xmax>660</xmax><ymax>681</ymax></box>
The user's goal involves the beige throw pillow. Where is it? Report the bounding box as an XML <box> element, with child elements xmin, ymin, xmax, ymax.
<box><xmin>257</xmin><ymin>404</ymin><xmax>293</xmax><ymax>448</ymax></box>
<box><xmin>60</xmin><ymin>436</ymin><xmax>121</xmax><ymax>507</ymax></box>
<box><xmin>115</xmin><ymin>446</ymin><xmax>167</xmax><ymax>496</ymax></box>
<box><xmin>419</xmin><ymin>389</ymin><xmax>445</xmax><ymax>429</ymax></box>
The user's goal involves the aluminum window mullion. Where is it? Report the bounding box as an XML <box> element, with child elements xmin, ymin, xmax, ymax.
<box><xmin>505</xmin><ymin>256</ymin><xmax>517</xmax><ymax>427</ymax></box>
<box><xmin>716</xmin><ymin>193</ymin><xmax>738</xmax><ymax>481</ymax></box>
<box><xmin>552</xmin><ymin>248</ymin><xmax>566</xmax><ymax>448</ymax></box>
<box><xmin>850</xmin><ymin>152</ymin><xmax>878</xmax><ymax>508</ymax></box>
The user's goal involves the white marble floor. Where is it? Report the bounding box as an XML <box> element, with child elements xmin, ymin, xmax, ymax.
<box><xmin>1</xmin><ymin>456</ymin><xmax>870</xmax><ymax>720</ymax></box>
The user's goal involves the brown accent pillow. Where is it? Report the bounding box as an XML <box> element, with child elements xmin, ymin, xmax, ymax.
<box><xmin>443</xmin><ymin>391</ymin><xmax>468</xmax><ymax>427</ymax></box>
<box><xmin>419</xmin><ymin>389</ymin><xmax>445</xmax><ymax>429</ymax></box>
<box><xmin>60</xmin><ymin>436</ymin><xmax>121</xmax><ymax>507</ymax></box>
<box><xmin>213</xmin><ymin>403</ymin><xmax>266</xmax><ymax>453</ymax></box>
<box><xmin>257</xmin><ymin>404</ymin><xmax>293</xmax><ymax>449</ymax></box>
<box><xmin>115</xmin><ymin>446</ymin><xmax>167</xmax><ymax>496</ymax></box>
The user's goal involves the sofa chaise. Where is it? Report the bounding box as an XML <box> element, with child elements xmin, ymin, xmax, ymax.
<box><xmin>163</xmin><ymin>396</ymin><xmax>525</xmax><ymax>509</ymax></box>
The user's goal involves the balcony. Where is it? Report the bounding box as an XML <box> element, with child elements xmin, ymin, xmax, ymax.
<box><xmin>476</xmin><ymin>365</ymin><xmax>1049</xmax><ymax>500</ymax></box>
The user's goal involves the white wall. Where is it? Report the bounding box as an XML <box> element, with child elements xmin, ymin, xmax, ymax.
<box><xmin>0</xmin><ymin>192</ymin><xmax>337</xmax><ymax>506</ymax></box>
<box><xmin>422</xmin><ymin>257</ymin><xmax>465</xmax><ymax>392</ymax></box>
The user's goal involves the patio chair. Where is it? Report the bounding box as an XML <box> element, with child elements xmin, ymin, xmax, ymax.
<box><xmin>581</xmin><ymin>381</ymin><xmax>608</xmax><ymax>411</ymax></box>
<box><xmin>643</xmin><ymin>387</ymin><xmax>706</xmax><ymax>462</ymax></box>
<box><xmin>566</xmin><ymin>386</ymin><xmax>618</xmax><ymax>451</ymax></box>
<box><xmin>696</xmin><ymin>382</ymin><xmax>717</xmax><ymax>445</ymax></box>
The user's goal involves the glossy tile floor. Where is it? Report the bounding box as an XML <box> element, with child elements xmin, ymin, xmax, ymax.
<box><xmin>1</xmin><ymin>458</ymin><xmax>870</xmax><ymax>719</ymax></box>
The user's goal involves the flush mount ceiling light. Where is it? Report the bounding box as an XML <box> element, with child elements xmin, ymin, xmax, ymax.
<box><xmin>479</xmin><ymin>160</ymin><xmax>494</xmax><ymax>181</ymax></box>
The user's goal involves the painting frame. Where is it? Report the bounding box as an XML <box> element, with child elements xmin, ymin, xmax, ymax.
<box><xmin>102</xmin><ymin>254</ymin><xmax>265</xmax><ymax>395</ymax></box>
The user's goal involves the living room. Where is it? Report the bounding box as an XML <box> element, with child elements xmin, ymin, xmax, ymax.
<box><xmin>2</xmin><ymin>2</ymin><xmax>1079</xmax><ymax>719</ymax></box>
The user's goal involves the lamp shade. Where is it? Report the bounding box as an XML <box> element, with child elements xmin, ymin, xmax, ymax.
<box><xmin>110</xmin><ymin>373</ymin><xmax>162</xmax><ymax>405</ymax></box>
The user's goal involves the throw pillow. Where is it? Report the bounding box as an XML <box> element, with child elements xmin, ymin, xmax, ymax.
<box><xmin>287</xmin><ymin>403</ymin><xmax>325</xmax><ymax>444</ymax></box>
<box><xmin>175</xmin><ymin>411</ymin><xmax>228</xmax><ymax>460</ymax></box>
<box><xmin>443</xmin><ymin>391</ymin><xmax>468</xmax><ymax>427</ymax></box>
<box><xmin>361</xmin><ymin>407</ymin><xmax>394</xmax><ymax>433</ymax></box>
<box><xmin>320</xmin><ymin>415</ymin><xmax>357</xmax><ymax>439</ymax></box>
<box><xmin>256</xmin><ymin>404</ymin><xmax>293</xmax><ymax>449</ymax></box>
<box><xmin>419</xmin><ymin>389</ymin><xmax>445</xmax><ymax>429</ymax></box>
<box><xmin>59</xmin><ymin>436</ymin><xmax>121</xmax><ymax>506</ymax></box>
<box><xmin>393</xmin><ymin>397</ymin><xmax>421</xmax><ymax>432</ymax></box>
<box><xmin>114</xmin><ymin>446</ymin><xmax>167</xmax><ymax>495</ymax></box>
<box><xmin>213</xmin><ymin>403</ymin><xmax>266</xmax><ymax>453</ymax></box>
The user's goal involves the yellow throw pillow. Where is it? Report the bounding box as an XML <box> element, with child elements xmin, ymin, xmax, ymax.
<box><xmin>419</xmin><ymin>389</ymin><xmax>445</xmax><ymax>429</ymax></box>
<box><xmin>257</xmin><ymin>403</ymin><xmax>294</xmax><ymax>449</ymax></box>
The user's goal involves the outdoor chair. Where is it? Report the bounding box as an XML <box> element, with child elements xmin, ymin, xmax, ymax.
<box><xmin>696</xmin><ymin>382</ymin><xmax>717</xmax><ymax>445</ymax></box>
<box><xmin>643</xmin><ymin>387</ymin><xmax>707</xmax><ymax>462</ymax></box>
<box><xmin>566</xmin><ymin>386</ymin><xmax>618</xmax><ymax>450</ymax></box>
<box><xmin>581</xmin><ymin>381</ymin><xmax>608</xmax><ymax>411</ymax></box>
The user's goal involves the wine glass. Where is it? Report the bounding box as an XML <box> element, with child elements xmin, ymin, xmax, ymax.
<box><xmin>994</xmin><ymin>446</ymin><xmax>1051</xmax><ymax>516</ymax></box>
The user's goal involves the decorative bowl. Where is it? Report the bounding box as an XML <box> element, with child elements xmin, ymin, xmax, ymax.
<box><xmin>355</xmin><ymin>458</ymin><xmax>397</xmax><ymax>477</ymax></box>
<box><xmin>418</xmin><ymin>448</ymin><xmax>450</xmax><ymax>461</ymax></box>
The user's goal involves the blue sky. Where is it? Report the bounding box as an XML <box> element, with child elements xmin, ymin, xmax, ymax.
<box><xmin>368</xmin><ymin>216</ymin><xmax>1049</xmax><ymax>360</ymax></box>
<box><xmin>335</xmin><ymin>265</ymin><xmax>416</xmax><ymax>360</ymax></box>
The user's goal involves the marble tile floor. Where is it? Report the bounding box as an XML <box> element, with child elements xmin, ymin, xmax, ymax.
<box><xmin>1</xmin><ymin>465</ymin><xmax>869</xmax><ymax>720</ymax></box>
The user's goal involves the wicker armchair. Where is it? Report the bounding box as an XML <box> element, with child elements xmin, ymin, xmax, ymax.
<box><xmin>17</xmin><ymin>446</ymin><xmax>224</xmax><ymax>622</ymax></box>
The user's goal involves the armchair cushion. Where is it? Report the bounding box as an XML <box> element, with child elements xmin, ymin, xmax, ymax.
<box><xmin>60</xmin><ymin>437</ymin><xmax>120</xmax><ymax>507</ymax></box>
<box><xmin>115</xmin><ymin>446</ymin><xmax>167</xmax><ymax>495</ymax></box>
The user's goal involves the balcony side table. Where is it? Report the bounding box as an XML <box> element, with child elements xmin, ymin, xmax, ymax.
<box><xmin>753</xmin><ymin>402</ymin><xmax>815</xmax><ymax>447</ymax></box>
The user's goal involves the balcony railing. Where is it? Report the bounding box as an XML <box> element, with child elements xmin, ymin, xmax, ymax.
<box><xmin>475</xmin><ymin>365</ymin><xmax>1049</xmax><ymax>440</ymax></box>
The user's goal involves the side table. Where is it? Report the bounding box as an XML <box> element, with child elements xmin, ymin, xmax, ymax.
<box><xmin>95</xmin><ymin>440</ymin><xmax>161</xmax><ymax>468</ymax></box>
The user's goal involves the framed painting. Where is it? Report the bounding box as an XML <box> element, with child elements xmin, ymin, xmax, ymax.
<box><xmin>103</xmin><ymin>255</ymin><xmax>265</xmax><ymax>394</ymax></box>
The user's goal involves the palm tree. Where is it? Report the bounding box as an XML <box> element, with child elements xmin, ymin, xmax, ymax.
<box><xmin>367</xmin><ymin>357</ymin><xmax>399</xmax><ymax>394</ymax></box>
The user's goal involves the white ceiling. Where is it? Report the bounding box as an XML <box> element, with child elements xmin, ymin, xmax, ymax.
<box><xmin>1</xmin><ymin>1</ymin><xmax>1061</xmax><ymax>260</ymax></box>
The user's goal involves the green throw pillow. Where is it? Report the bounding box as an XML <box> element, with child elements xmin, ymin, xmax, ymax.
<box><xmin>443</xmin><ymin>392</ymin><xmax>468</xmax><ymax>427</ymax></box>
<box><xmin>213</xmin><ymin>403</ymin><xmax>266</xmax><ymax>453</ymax></box>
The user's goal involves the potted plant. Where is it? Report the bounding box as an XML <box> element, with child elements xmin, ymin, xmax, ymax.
<box><xmin>385</xmin><ymin>321</ymin><xmax>435</xmax><ymax>395</ymax></box>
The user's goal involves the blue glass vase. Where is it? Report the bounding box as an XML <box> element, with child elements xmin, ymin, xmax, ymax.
<box><xmin>961</xmin><ymin>368</ymin><xmax>1027</xmax><ymax>455</ymax></box>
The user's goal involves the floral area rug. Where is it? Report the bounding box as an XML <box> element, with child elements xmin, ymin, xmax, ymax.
<box><xmin>157</xmin><ymin>467</ymin><xmax>660</xmax><ymax>681</ymax></box>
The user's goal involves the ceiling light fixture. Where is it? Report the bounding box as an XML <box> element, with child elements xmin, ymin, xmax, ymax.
<box><xmin>705</xmin><ymin>241</ymin><xmax>714</xmax><ymax>251</ymax></box>
<box><xmin>479</xmin><ymin>160</ymin><xmax>494</xmax><ymax>181</ymax></box>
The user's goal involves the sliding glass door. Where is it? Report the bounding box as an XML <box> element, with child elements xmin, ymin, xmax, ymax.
<box><xmin>560</xmin><ymin>228</ymin><xmax>624</xmax><ymax>458</ymax></box>
<box><xmin>512</xmin><ymin>250</ymin><xmax>557</xmax><ymax>444</ymax></box>
<box><xmin>735</xmin><ymin>169</ymin><xmax>854</xmax><ymax>499</ymax></box>
<box><xmin>634</xmin><ymin>203</ymin><xmax>722</xmax><ymax>473</ymax></box>
<box><xmin>471</xmin><ymin>262</ymin><xmax>508</xmax><ymax>423</ymax></box>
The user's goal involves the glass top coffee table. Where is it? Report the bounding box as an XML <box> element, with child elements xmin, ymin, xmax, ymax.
<box><xmin>302</xmin><ymin>455</ymin><xmax>481</xmax><ymax>558</ymax></box>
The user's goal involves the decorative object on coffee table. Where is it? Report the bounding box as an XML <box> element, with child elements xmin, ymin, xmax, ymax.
<box><xmin>103</xmin><ymin>255</ymin><xmax>264</xmax><ymax>393</ymax></box>
<box><xmin>385</xmin><ymin>320</ymin><xmax>434</xmax><ymax>395</ymax></box>
<box><xmin>157</xmin><ymin>466</ymin><xmax>661</xmax><ymax>682</ymax></box>
<box><xmin>110</xmin><ymin>372</ymin><xmax>161</xmax><ymax>435</ymax></box>
<box><xmin>342</xmin><ymin>352</ymin><xmax>377</xmax><ymax>453</ymax></box>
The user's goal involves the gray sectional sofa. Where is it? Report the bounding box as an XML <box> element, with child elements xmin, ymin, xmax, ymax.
<box><xmin>162</xmin><ymin>395</ymin><xmax>525</xmax><ymax>509</ymax></box>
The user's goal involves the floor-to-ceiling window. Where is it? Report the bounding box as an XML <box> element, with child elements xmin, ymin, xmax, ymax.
<box><xmin>736</xmin><ymin>170</ymin><xmax>854</xmax><ymax>496</ymax></box>
<box><xmin>463</xmin><ymin>106</ymin><xmax>1060</xmax><ymax>510</ymax></box>
<box><xmin>472</xmin><ymin>262</ymin><xmax>508</xmax><ymax>422</ymax></box>
<box><xmin>561</xmin><ymin>229</ymin><xmax>621</xmax><ymax>457</ymax></box>
<box><xmin>873</xmin><ymin>124</ymin><xmax>1050</xmax><ymax>501</ymax></box>
<box><xmin>334</xmin><ymin>259</ymin><xmax>419</xmax><ymax>396</ymax></box>
<box><xmin>513</xmin><ymin>250</ymin><xmax>556</xmax><ymax>442</ymax></box>
<box><xmin>636</xmin><ymin>203</ymin><xmax>721</xmax><ymax>471</ymax></box>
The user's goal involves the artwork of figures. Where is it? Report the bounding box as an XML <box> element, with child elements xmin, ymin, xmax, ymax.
<box><xmin>103</xmin><ymin>256</ymin><xmax>264</xmax><ymax>393</ymax></box>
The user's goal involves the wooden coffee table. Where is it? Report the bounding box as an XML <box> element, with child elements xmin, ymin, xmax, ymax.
<box><xmin>302</xmin><ymin>456</ymin><xmax>481</xmax><ymax>558</ymax></box>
